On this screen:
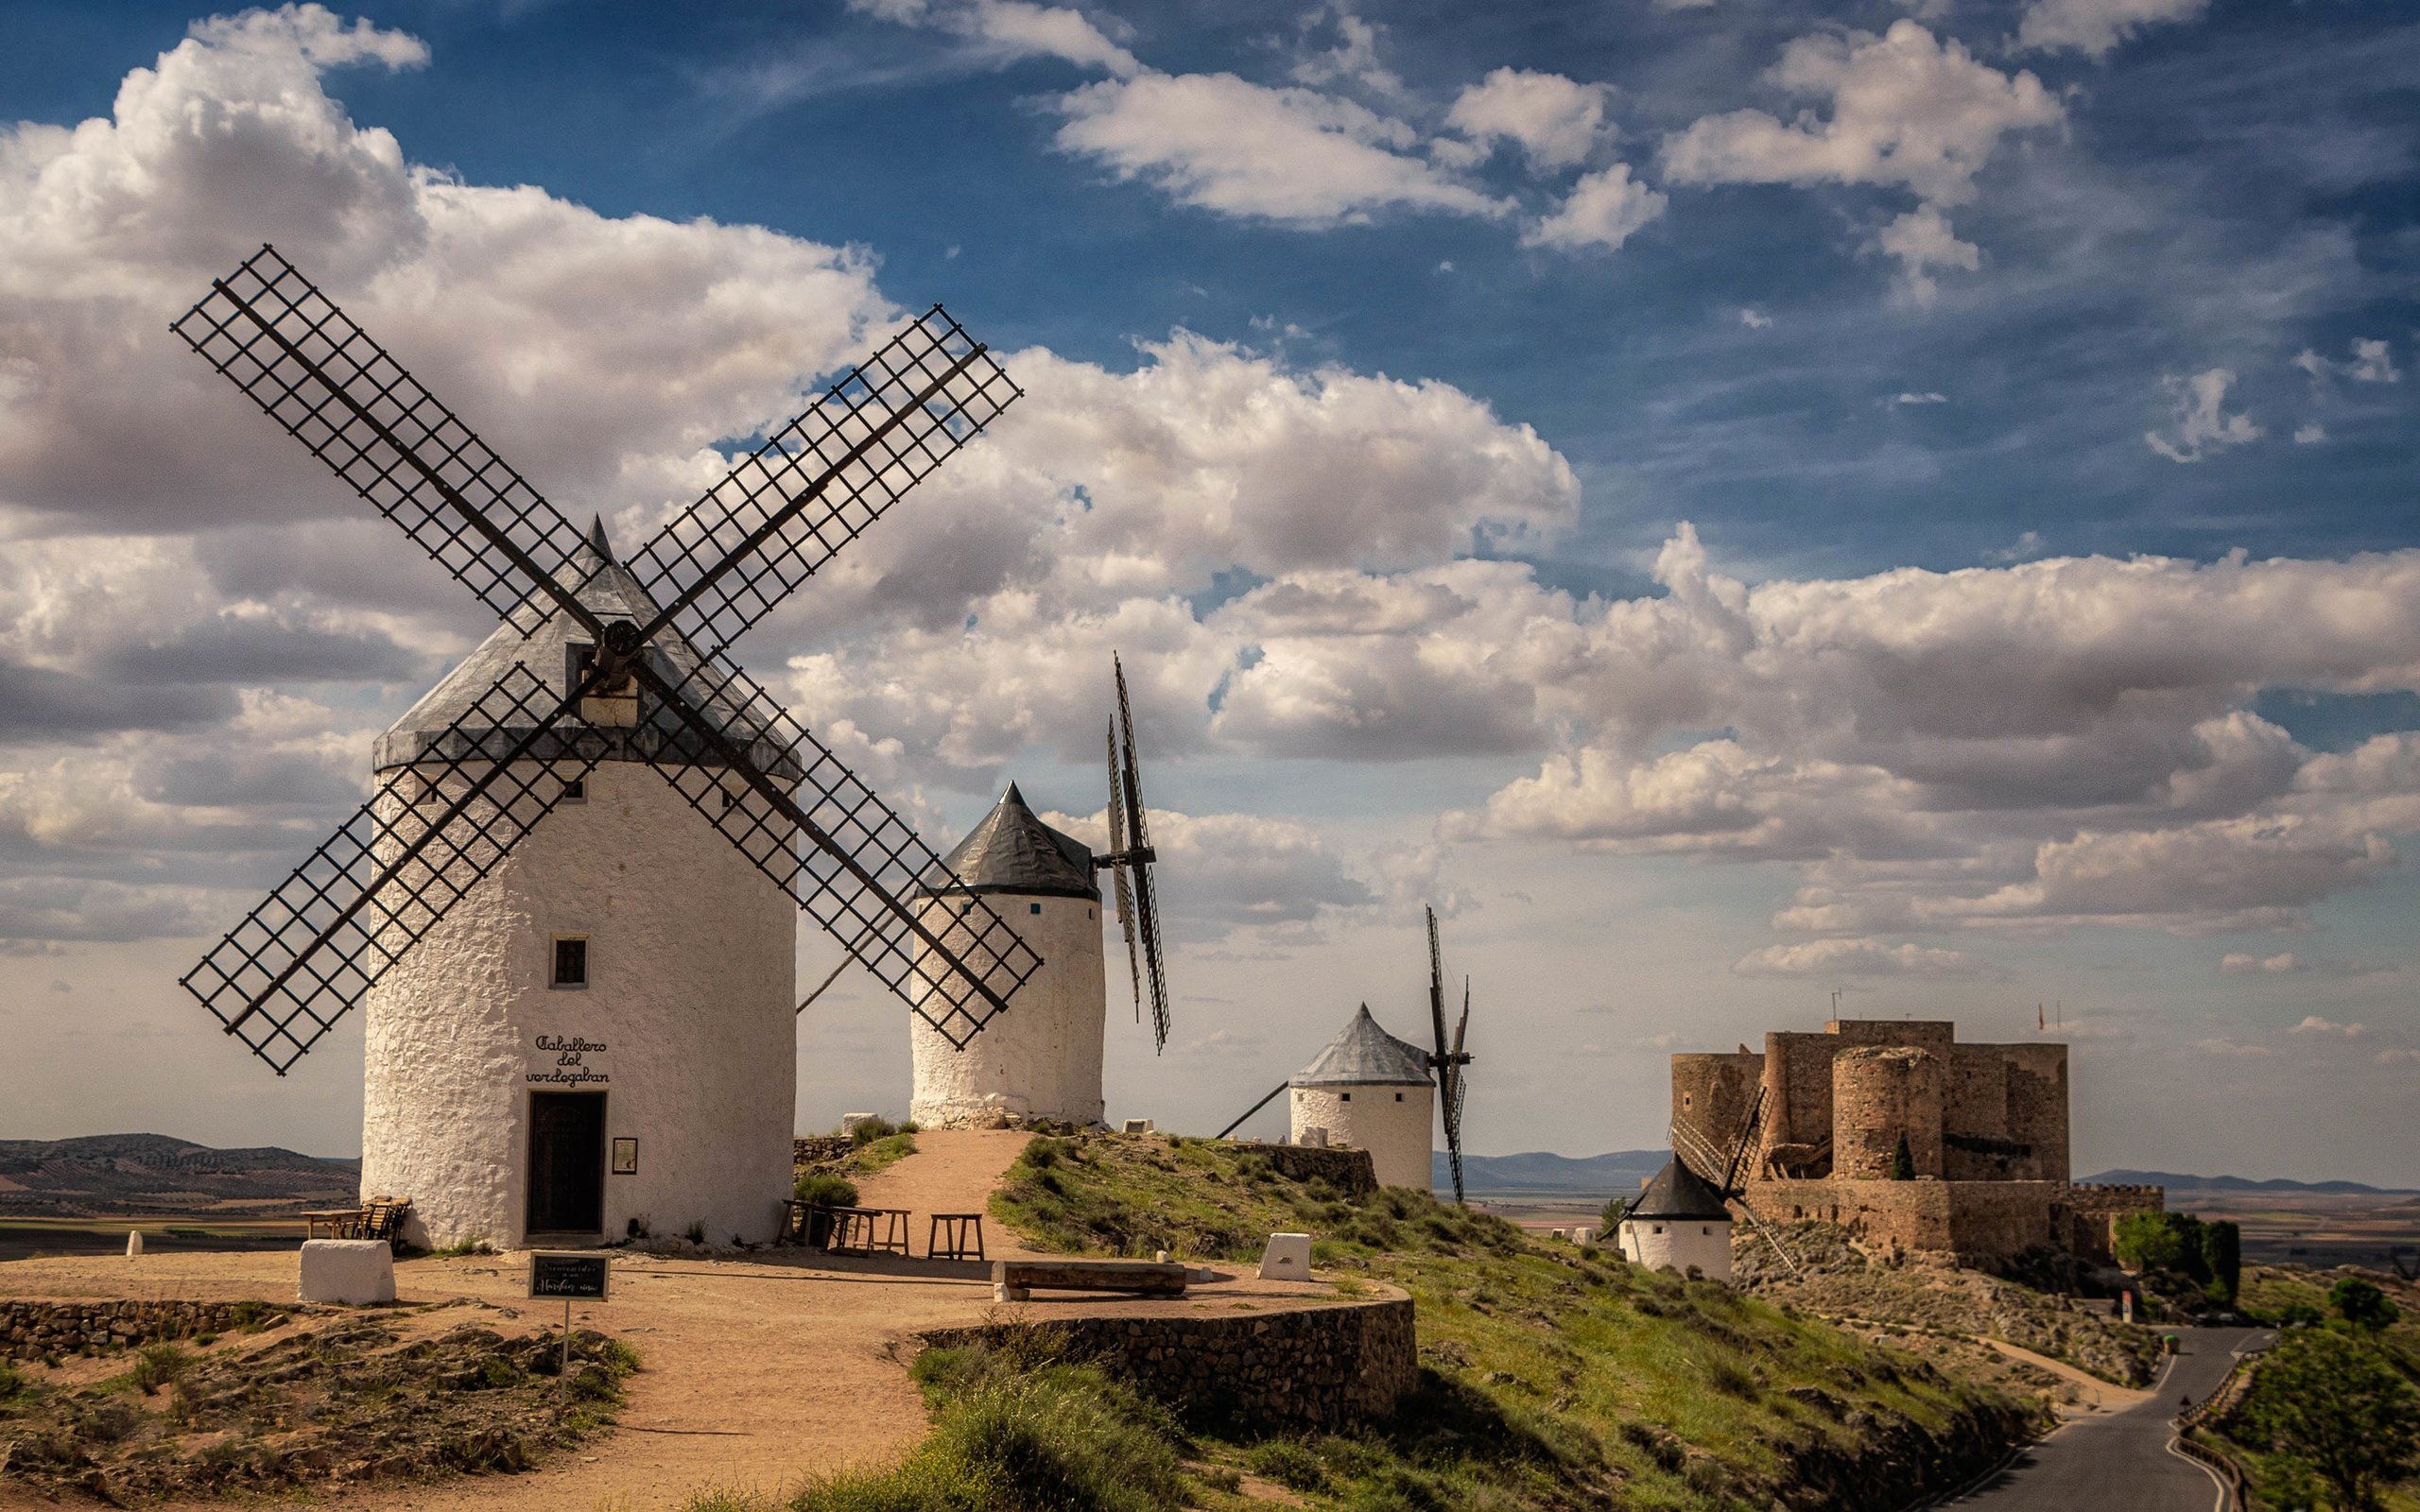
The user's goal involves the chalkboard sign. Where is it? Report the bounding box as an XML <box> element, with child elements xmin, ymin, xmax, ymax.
<box><xmin>527</xmin><ymin>1250</ymin><xmax>611</xmax><ymax>1300</ymax></box>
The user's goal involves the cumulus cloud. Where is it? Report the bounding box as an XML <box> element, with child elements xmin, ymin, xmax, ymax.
<box><xmin>1443</xmin><ymin>526</ymin><xmax>2420</xmax><ymax>938</ymax></box>
<box><xmin>1524</xmin><ymin>163</ymin><xmax>1668</xmax><ymax>252</ymax></box>
<box><xmin>1739</xmin><ymin>308</ymin><xmax>1773</xmax><ymax>329</ymax></box>
<box><xmin>1661</xmin><ymin>23</ymin><xmax>2060</xmax><ymax>296</ymax></box>
<box><xmin>2016</xmin><ymin>0</ymin><xmax>2214</xmax><ymax>60</ymax></box>
<box><xmin>1732</xmin><ymin>937</ymin><xmax>1996</xmax><ymax>978</ymax></box>
<box><xmin>1446</xmin><ymin>68</ymin><xmax>1613</xmax><ymax>170</ymax></box>
<box><xmin>2295</xmin><ymin>423</ymin><xmax>2327</xmax><ymax>445</ymax></box>
<box><xmin>2289</xmin><ymin>1013</ymin><xmax>2366</xmax><ymax>1036</ymax></box>
<box><xmin>2145</xmin><ymin>368</ymin><xmax>2260</xmax><ymax>463</ymax></box>
<box><xmin>2298</xmin><ymin>337</ymin><xmax>2401</xmax><ymax>388</ymax></box>
<box><xmin>1052</xmin><ymin>73</ymin><xmax>1509</xmax><ymax>227</ymax></box>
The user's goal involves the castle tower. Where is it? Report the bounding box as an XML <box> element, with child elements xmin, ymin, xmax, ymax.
<box><xmin>359</xmin><ymin>524</ymin><xmax>798</xmax><ymax>1250</ymax></box>
<box><xmin>1616</xmin><ymin>1157</ymin><xmax>1734</xmax><ymax>1280</ymax></box>
<box><xmin>909</xmin><ymin>785</ymin><xmax>1107</xmax><ymax>1127</ymax></box>
<box><xmin>1288</xmin><ymin>1005</ymin><xmax>1435</xmax><ymax>1191</ymax></box>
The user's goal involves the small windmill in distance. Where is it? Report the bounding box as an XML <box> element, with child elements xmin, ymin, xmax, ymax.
<box><xmin>903</xmin><ymin>655</ymin><xmax>1173</xmax><ymax>1128</ymax></box>
<box><xmin>1666</xmin><ymin>1089</ymin><xmax>1803</xmax><ymax>1278</ymax></box>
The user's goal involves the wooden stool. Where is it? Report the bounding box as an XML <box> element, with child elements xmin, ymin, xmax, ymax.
<box><xmin>929</xmin><ymin>1212</ymin><xmax>986</xmax><ymax>1261</ymax></box>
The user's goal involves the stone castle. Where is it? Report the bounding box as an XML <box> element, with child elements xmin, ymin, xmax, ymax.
<box><xmin>1673</xmin><ymin>1019</ymin><xmax>2162</xmax><ymax>1264</ymax></box>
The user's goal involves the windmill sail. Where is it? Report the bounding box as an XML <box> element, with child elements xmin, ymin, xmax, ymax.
<box><xmin>174</xmin><ymin>245</ymin><xmax>1036</xmax><ymax>1071</ymax></box>
<box><xmin>1099</xmin><ymin>655</ymin><xmax>1170</xmax><ymax>1052</ymax></box>
<box><xmin>180</xmin><ymin>665</ymin><xmax>597</xmax><ymax>1074</ymax></box>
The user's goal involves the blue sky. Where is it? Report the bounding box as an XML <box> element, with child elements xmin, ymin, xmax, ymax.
<box><xmin>2</xmin><ymin>0</ymin><xmax>2417</xmax><ymax>1182</ymax></box>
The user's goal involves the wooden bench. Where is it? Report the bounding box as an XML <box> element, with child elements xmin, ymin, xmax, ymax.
<box><xmin>360</xmin><ymin>1196</ymin><xmax>412</xmax><ymax>1248</ymax></box>
<box><xmin>992</xmin><ymin>1258</ymin><xmax>1186</xmax><ymax>1301</ymax></box>
<box><xmin>823</xmin><ymin>1206</ymin><xmax>911</xmax><ymax>1257</ymax></box>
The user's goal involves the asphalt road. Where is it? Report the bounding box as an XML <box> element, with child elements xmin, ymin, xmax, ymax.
<box><xmin>1937</xmin><ymin>1326</ymin><xmax>2273</xmax><ymax>1512</ymax></box>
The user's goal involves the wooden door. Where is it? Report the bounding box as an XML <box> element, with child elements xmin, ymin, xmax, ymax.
<box><xmin>527</xmin><ymin>1091</ymin><xmax>606</xmax><ymax>1235</ymax></box>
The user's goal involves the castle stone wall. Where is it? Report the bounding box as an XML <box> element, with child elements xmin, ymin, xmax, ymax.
<box><xmin>1671</xmin><ymin>1052</ymin><xmax>1761</xmax><ymax>1160</ymax></box>
<box><xmin>1833</xmin><ymin>1047</ymin><xmax>1945</xmax><ymax>1179</ymax></box>
<box><xmin>1747</xmin><ymin>1179</ymin><xmax>2064</xmax><ymax>1261</ymax></box>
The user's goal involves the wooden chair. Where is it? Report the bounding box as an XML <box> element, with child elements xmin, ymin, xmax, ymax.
<box><xmin>360</xmin><ymin>1196</ymin><xmax>413</xmax><ymax>1248</ymax></box>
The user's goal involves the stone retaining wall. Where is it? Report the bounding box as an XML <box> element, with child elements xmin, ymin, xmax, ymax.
<box><xmin>0</xmin><ymin>1299</ymin><xmax>287</xmax><ymax>1360</ymax></box>
<box><xmin>921</xmin><ymin>1295</ymin><xmax>1414</xmax><ymax>1431</ymax></box>
<box><xmin>1231</xmin><ymin>1142</ymin><xmax>1378</xmax><ymax>1197</ymax></box>
<box><xmin>793</xmin><ymin>1135</ymin><xmax>855</xmax><ymax>1169</ymax></box>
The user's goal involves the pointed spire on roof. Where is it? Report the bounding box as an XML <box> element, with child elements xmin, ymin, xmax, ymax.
<box><xmin>1292</xmin><ymin>1004</ymin><xmax>1433</xmax><ymax>1087</ymax></box>
<box><xmin>923</xmin><ymin>781</ymin><xmax>1098</xmax><ymax>900</ymax></box>
<box><xmin>1622</xmin><ymin>1156</ymin><xmax>1734</xmax><ymax>1223</ymax></box>
<box><xmin>587</xmin><ymin>513</ymin><xmax>614</xmax><ymax>561</ymax></box>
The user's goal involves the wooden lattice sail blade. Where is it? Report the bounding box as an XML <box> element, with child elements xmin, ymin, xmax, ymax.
<box><xmin>1105</xmin><ymin>730</ymin><xmax>1142</xmax><ymax>1021</ymax></box>
<box><xmin>624</xmin><ymin>306</ymin><xmax>1021</xmax><ymax>655</ymax></box>
<box><xmin>171</xmin><ymin>245</ymin><xmax>594</xmax><ymax>627</ymax></box>
<box><xmin>179</xmin><ymin>665</ymin><xmax>599</xmax><ymax>1074</ymax></box>
<box><xmin>626</xmin><ymin>652</ymin><xmax>1042</xmax><ymax>1047</ymax></box>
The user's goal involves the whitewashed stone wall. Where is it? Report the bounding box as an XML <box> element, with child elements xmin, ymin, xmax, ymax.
<box><xmin>1617</xmin><ymin>1216</ymin><xmax>1734</xmax><ymax>1280</ymax></box>
<box><xmin>909</xmin><ymin>892</ymin><xmax>1107</xmax><ymax>1127</ymax></box>
<box><xmin>1289</xmin><ymin>1082</ymin><xmax>1433</xmax><ymax>1192</ymax></box>
<box><xmin>360</xmin><ymin>761</ymin><xmax>796</xmax><ymax>1249</ymax></box>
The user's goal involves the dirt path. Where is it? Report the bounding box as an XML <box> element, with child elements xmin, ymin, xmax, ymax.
<box><xmin>0</xmin><ymin>1129</ymin><xmax>1350</xmax><ymax>1512</ymax></box>
<box><xmin>851</xmin><ymin>1129</ymin><xmax>1039</xmax><ymax>1259</ymax></box>
<box><xmin>1983</xmin><ymin>1338</ymin><xmax>2157</xmax><ymax>1417</ymax></box>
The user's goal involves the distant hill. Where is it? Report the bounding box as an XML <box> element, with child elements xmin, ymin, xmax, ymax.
<box><xmin>2082</xmin><ymin>1168</ymin><xmax>2415</xmax><ymax>1195</ymax></box>
<box><xmin>0</xmin><ymin>1133</ymin><xmax>358</xmax><ymax>1219</ymax></box>
<box><xmin>1434</xmin><ymin>1149</ymin><xmax>1668</xmax><ymax>1194</ymax></box>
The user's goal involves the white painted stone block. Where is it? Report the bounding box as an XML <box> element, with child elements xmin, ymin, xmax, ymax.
<box><xmin>1298</xmin><ymin>1126</ymin><xmax>1328</xmax><ymax>1148</ymax></box>
<box><xmin>1258</xmin><ymin>1231</ymin><xmax>1312</xmax><ymax>1280</ymax></box>
<box><xmin>1122</xmin><ymin>1118</ymin><xmax>1155</xmax><ymax>1135</ymax></box>
<box><xmin>1550</xmin><ymin>1228</ymin><xmax>1567</xmax><ymax>1241</ymax></box>
<box><xmin>1573</xmin><ymin>1226</ymin><xmax>1595</xmax><ymax>1246</ymax></box>
<box><xmin>126</xmin><ymin>1229</ymin><xmax>142</xmax><ymax>1258</ymax></box>
<box><xmin>299</xmin><ymin>1240</ymin><xmax>396</xmax><ymax>1305</ymax></box>
<box><xmin>840</xmin><ymin>1113</ymin><xmax>879</xmax><ymax>1136</ymax></box>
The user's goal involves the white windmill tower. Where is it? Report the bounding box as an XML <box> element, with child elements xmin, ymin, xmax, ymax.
<box><xmin>173</xmin><ymin>247</ymin><xmax>1040</xmax><ymax>1249</ymax></box>
<box><xmin>1217</xmin><ymin>906</ymin><xmax>1474</xmax><ymax>1198</ymax></box>
<box><xmin>905</xmin><ymin>658</ymin><xmax>1170</xmax><ymax>1128</ymax></box>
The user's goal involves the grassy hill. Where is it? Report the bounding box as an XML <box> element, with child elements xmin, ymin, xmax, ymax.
<box><xmin>984</xmin><ymin>1132</ymin><xmax>2038</xmax><ymax>1511</ymax></box>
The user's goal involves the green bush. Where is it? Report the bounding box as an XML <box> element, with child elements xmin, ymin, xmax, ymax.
<box><xmin>130</xmin><ymin>1343</ymin><xmax>190</xmax><ymax>1397</ymax></box>
<box><xmin>2330</xmin><ymin>1277</ymin><xmax>2400</xmax><ymax>1331</ymax></box>
<box><xmin>2238</xmin><ymin>1327</ymin><xmax>2420</xmax><ymax>1511</ymax></box>
<box><xmin>0</xmin><ymin>1360</ymin><xmax>26</xmax><ymax>1401</ymax></box>
<box><xmin>1245</xmin><ymin>1437</ymin><xmax>1328</xmax><ymax>1491</ymax></box>
<box><xmin>775</xmin><ymin>1344</ymin><xmax>1186</xmax><ymax>1512</ymax></box>
<box><xmin>1889</xmin><ymin>1133</ymin><xmax>1915</xmax><ymax>1181</ymax></box>
<box><xmin>848</xmin><ymin>1116</ymin><xmax>906</xmax><ymax>1147</ymax></box>
<box><xmin>795</xmin><ymin>1173</ymin><xmax>860</xmax><ymax>1208</ymax></box>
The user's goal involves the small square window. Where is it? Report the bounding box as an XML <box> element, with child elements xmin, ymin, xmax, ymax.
<box><xmin>720</xmin><ymin>787</ymin><xmax>737</xmax><ymax>813</ymax></box>
<box><xmin>561</xmin><ymin>776</ymin><xmax>586</xmax><ymax>803</ymax></box>
<box><xmin>551</xmin><ymin>936</ymin><xmax>588</xmax><ymax>988</ymax></box>
<box><xmin>1340</xmin><ymin>1092</ymin><xmax>1351</xmax><ymax>1102</ymax></box>
<box><xmin>1393</xmin><ymin>1091</ymin><xmax>1404</xmax><ymax>1102</ymax></box>
<box><xmin>1028</xmin><ymin>902</ymin><xmax>1042</xmax><ymax>915</ymax></box>
<box><xmin>1652</xmin><ymin>1225</ymin><xmax>1664</xmax><ymax>1235</ymax></box>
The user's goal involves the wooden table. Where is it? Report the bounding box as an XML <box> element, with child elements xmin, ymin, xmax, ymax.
<box><xmin>303</xmin><ymin>1209</ymin><xmax>366</xmax><ymax>1239</ymax></box>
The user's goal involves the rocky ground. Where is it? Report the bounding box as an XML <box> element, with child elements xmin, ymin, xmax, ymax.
<box><xmin>0</xmin><ymin>1304</ymin><xmax>633</xmax><ymax>1503</ymax></box>
<box><xmin>1735</xmin><ymin>1223</ymin><xmax>2166</xmax><ymax>1390</ymax></box>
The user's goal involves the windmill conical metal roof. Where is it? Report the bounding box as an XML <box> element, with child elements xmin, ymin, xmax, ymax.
<box><xmin>922</xmin><ymin>783</ymin><xmax>1098</xmax><ymax>900</ymax></box>
<box><xmin>1622</xmin><ymin>1156</ymin><xmax>1735</xmax><ymax>1223</ymax></box>
<box><xmin>1291</xmin><ymin>1004</ymin><xmax>1433</xmax><ymax>1088</ymax></box>
<box><xmin>371</xmin><ymin>518</ymin><xmax>786</xmax><ymax>775</ymax></box>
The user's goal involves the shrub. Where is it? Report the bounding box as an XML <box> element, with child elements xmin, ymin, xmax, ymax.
<box><xmin>684</xmin><ymin>1221</ymin><xmax>708</xmax><ymax>1245</ymax></box>
<box><xmin>848</xmin><ymin>1116</ymin><xmax>904</xmax><ymax>1147</ymax></box>
<box><xmin>795</xmin><ymin>1173</ymin><xmax>860</xmax><ymax>1208</ymax></box>
<box><xmin>1889</xmin><ymin>1133</ymin><xmax>1915</xmax><ymax>1181</ymax></box>
<box><xmin>2330</xmin><ymin>1277</ymin><xmax>2400</xmax><ymax>1331</ymax></box>
<box><xmin>2238</xmin><ymin>1328</ymin><xmax>2420</xmax><ymax>1511</ymax></box>
<box><xmin>1246</xmin><ymin>1437</ymin><xmax>1328</xmax><ymax>1491</ymax></box>
<box><xmin>780</xmin><ymin>1344</ymin><xmax>1185</xmax><ymax>1512</ymax></box>
<box><xmin>0</xmin><ymin>1360</ymin><xmax>26</xmax><ymax>1401</ymax></box>
<box><xmin>130</xmin><ymin>1343</ymin><xmax>190</xmax><ymax>1397</ymax></box>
